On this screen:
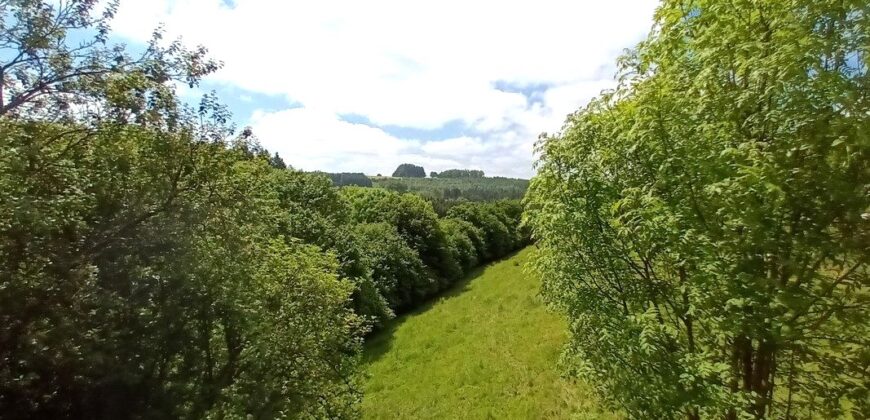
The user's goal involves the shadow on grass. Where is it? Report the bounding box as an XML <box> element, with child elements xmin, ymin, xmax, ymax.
<box><xmin>362</xmin><ymin>248</ymin><xmax>525</xmax><ymax>365</ymax></box>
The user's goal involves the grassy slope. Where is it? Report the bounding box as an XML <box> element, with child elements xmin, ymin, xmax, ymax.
<box><xmin>361</xmin><ymin>247</ymin><xmax>615</xmax><ymax>419</ymax></box>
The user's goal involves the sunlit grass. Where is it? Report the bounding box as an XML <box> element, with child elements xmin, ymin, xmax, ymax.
<box><xmin>361</xmin><ymin>247</ymin><xmax>616</xmax><ymax>419</ymax></box>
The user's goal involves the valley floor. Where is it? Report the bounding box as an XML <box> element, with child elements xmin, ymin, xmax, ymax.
<box><xmin>361</xmin><ymin>247</ymin><xmax>616</xmax><ymax>419</ymax></box>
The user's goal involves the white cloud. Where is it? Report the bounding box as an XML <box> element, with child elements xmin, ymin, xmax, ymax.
<box><xmin>111</xmin><ymin>0</ymin><xmax>658</xmax><ymax>177</ymax></box>
<box><xmin>249</xmin><ymin>107</ymin><xmax>535</xmax><ymax>178</ymax></box>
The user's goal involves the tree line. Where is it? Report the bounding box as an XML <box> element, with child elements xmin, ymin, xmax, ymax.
<box><xmin>525</xmin><ymin>0</ymin><xmax>868</xmax><ymax>419</ymax></box>
<box><xmin>373</xmin><ymin>177</ymin><xmax>529</xmax><ymax>216</ymax></box>
<box><xmin>0</xmin><ymin>1</ymin><xmax>528</xmax><ymax>418</ymax></box>
<box><xmin>431</xmin><ymin>169</ymin><xmax>485</xmax><ymax>178</ymax></box>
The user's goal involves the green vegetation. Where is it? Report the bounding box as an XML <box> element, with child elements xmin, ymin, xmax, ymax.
<box><xmin>3</xmin><ymin>0</ymin><xmax>866</xmax><ymax>419</ymax></box>
<box><xmin>319</xmin><ymin>171</ymin><xmax>374</xmax><ymax>187</ymax></box>
<box><xmin>362</xmin><ymin>248</ymin><xmax>615</xmax><ymax>419</ymax></box>
<box><xmin>391</xmin><ymin>163</ymin><xmax>426</xmax><ymax>178</ymax></box>
<box><xmin>432</xmin><ymin>168</ymin><xmax>485</xmax><ymax>178</ymax></box>
<box><xmin>526</xmin><ymin>0</ymin><xmax>869</xmax><ymax>418</ymax></box>
<box><xmin>0</xmin><ymin>2</ymin><xmax>528</xmax><ymax>417</ymax></box>
<box><xmin>373</xmin><ymin>176</ymin><xmax>529</xmax><ymax>215</ymax></box>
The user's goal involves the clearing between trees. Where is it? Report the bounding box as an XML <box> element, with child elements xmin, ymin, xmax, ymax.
<box><xmin>361</xmin><ymin>247</ymin><xmax>615</xmax><ymax>419</ymax></box>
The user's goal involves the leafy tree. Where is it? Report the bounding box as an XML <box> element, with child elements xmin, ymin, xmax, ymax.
<box><xmin>355</xmin><ymin>223</ymin><xmax>436</xmax><ymax>311</ymax></box>
<box><xmin>269</xmin><ymin>151</ymin><xmax>287</xmax><ymax>169</ymax></box>
<box><xmin>526</xmin><ymin>1</ymin><xmax>869</xmax><ymax>418</ymax></box>
<box><xmin>341</xmin><ymin>187</ymin><xmax>458</xmax><ymax>284</ymax></box>
<box><xmin>269</xmin><ymin>169</ymin><xmax>391</xmax><ymax>328</ymax></box>
<box><xmin>440</xmin><ymin>218</ymin><xmax>480</xmax><ymax>271</ymax></box>
<box><xmin>0</xmin><ymin>0</ymin><xmax>220</xmax><ymax>123</ymax></box>
<box><xmin>391</xmin><ymin>163</ymin><xmax>426</xmax><ymax>178</ymax></box>
<box><xmin>0</xmin><ymin>2</ymin><xmax>362</xmax><ymax>418</ymax></box>
<box><xmin>430</xmin><ymin>171</ymin><xmax>438</xmax><ymax>178</ymax></box>
<box><xmin>448</xmin><ymin>203</ymin><xmax>513</xmax><ymax>261</ymax></box>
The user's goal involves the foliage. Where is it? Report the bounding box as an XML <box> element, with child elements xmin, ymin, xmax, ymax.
<box><xmin>0</xmin><ymin>1</ymin><xmax>535</xmax><ymax>418</ymax></box>
<box><xmin>270</xmin><ymin>169</ymin><xmax>391</xmax><ymax>329</ymax></box>
<box><xmin>434</xmin><ymin>168</ymin><xmax>485</xmax><ymax>178</ymax></box>
<box><xmin>0</xmin><ymin>0</ymin><xmax>220</xmax><ymax>124</ymax></box>
<box><xmin>371</xmin><ymin>176</ymin><xmax>529</xmax><ymax>215</ymax></box>
<box><xmin>320</xmin><ymin>171</ymin><xmax>374</xmax><ymax>187</ymax></box>
<box><xmin>525</xmin><ymin>1</ymin><xmax>869</xmax><ymax>418</ymax></box>
<box><xmin>391</xmin><ymin>163</ymin><xmax>426</xmax><ymax>178</ymax></box>
<box><xmin>362</xmin><ymin>248</ymin><xmax>615</xmax><ymax>419</ymax></box>
<box><xmin>0</xmin><ymin>2</ymin><xmax>362</xmax><ymax>418</ymax></box>
<box><xmin>268</xmin><ymin>152</ymin><xmax>287</xmax><ymax>169</ymax></box>
<box><xmin>341</xmin><ymin>187</ymin><xmax>449</xmax><ymax>273</ymax></box>
<box><xmin>440</xmin><ymin>218</ymin><xmax>481</xmax><ymax>271</ymax></box>
<box><xmin>0</xmin><ymin>120</ymin><xmax>364</xmax><ymax>419</ymax></box>
<box><xmin>448</xmin><ymin>201</ymin><xmax>526</xmax><ymax>261</ymax></box>
<box><xmin>342</xmin><ymin>187</ymin><xmax>528</xmax><ymax>312</ymax></box>
<box><xmin>355</xmin><ymin>222</ymin><xmax>435</xmax><ymax>312</ymax></box>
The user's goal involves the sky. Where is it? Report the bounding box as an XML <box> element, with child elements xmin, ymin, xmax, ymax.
<box><xmin>109</xmin><ymin>0</ymin><xmax>659</xmax><ymax>178</ymax></box>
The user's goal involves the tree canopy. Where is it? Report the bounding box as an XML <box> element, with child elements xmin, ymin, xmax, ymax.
<box><xmin>391</xmin><ymin>163</ymin><xmax>426</xmax><ymax>178</ymax></box>
<box><xmin>526</xmin><ymin>1</ymin><xmax>869</xmax><ymax>418</ymax></box>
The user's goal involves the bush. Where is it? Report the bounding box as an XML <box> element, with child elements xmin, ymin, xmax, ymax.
<box><xmin>440</xmin><ymin>219</ymin><xmax>480</xmax><ymax>271</ymax></box>
<box><xmin>355</xmin><ymin>223</ymin><xmax>436</xmax><ymax>311</ymax></box>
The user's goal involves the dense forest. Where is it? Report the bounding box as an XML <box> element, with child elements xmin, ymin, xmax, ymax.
<box><xmin>1</xmin><ymin>0</ymin><xmax>867</xmax><ymax>419</ymax></box>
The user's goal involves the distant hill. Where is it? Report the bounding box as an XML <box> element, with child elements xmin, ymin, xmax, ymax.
<box><xmin>370</xmin><ymin>176</ymin><xmax>529</xmax><ymax>215</ymax></box>
<box><xmin>315</xmin><ymin>171</ymin><xmax>529</xmax><ymax>214</ymax></box>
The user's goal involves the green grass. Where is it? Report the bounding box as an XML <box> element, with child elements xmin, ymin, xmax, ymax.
<box><xmin>361</xmin><ymin>247</ymin><xmax>615</xmax><ymax>419</ymax></box>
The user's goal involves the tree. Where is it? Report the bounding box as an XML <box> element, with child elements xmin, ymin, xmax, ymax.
<box><xmin>355</xmin><ymin>223</ymin><xmax>435</xmax><ymax>311</ymax></box>
<box><xmin>269</xmin><ymin>152</ymin><xmax>287</xmax><ymax>169</ymax></box>
<box><xmin>0</xmin><ymin>2</ymin><xmax>362</xmax><ymax>417</ymax></box>
<box><xmin>0</xmin><ymin>0</ymin><xmax>220</xmax><ymax>122</ymax></box>
<box><xmin>525</xmin><ymin>1</ymin><xmax>869</xmax><ymax>418</ymax></box>
<box><xmin>392</xmin><ymin>163</ymin><xmax>426</xmax><ymax>178</ymax></box>
<box><xmin>341</xmin><ymin>187</ymin><xmax>456</xmax><ymax>283</ymax></box>
<box><xmin>440</xmin><ymin>218</ymin><xmax>480</xmax><ymax>271</ymax></box>
<box><xmin>430</xmin><ymin>171</ymin><xmax>439</xmax><ymax>178</ymax></box>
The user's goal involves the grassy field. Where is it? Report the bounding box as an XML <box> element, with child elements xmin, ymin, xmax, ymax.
<box><xmin>361</xmin><ymin>247</ymin><xmax>616</xmax><ymax>419</ymax></box>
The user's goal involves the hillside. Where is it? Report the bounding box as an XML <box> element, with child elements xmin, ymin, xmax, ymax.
<box><xmin>361</xmin><ymin>248</ymin><xmax>615</xmax><ymax>419</ymax></box>
<box><xmin>368</xmin><ymin>176</ymin><xmax>529</xmax><ymax>215</ymax></box>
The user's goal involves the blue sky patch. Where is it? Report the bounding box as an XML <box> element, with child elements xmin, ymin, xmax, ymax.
<box><xmin>338</xmin><ymin>114</ymin><xmax>469</xmax><ymax>141</ymax></box>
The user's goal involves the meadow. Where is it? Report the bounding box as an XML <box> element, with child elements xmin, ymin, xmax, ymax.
<box><xmin>361</xmin><ymin>248</ymin><xmax>616</xmax><ymax>420</ymax></box>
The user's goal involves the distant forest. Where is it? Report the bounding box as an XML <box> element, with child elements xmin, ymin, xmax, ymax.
<box><xmin>318</xmin><ymin>168</ymin><xmax>529</xmax><ymax>216</ymax></box>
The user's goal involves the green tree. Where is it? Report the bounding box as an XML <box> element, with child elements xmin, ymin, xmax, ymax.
<box><xmin>448</xmin><ymin>202</ymin><xmax>513</xmax><ymax>261</ymax></box>
<box><xmin>271</xmin><ymin>169</ymin><xmax>391</xmax><ymax>328</ymax></box>
<box><xmin>341</xmin><ymin>187</ymin><xmax>459</xmax><ymax>286</ymax></box>
<box><xmin>526</xmin><ymin>1</ymin><xmax>869</xmax><ymax>418</ymax></box>
<box><xmin>392</xmin><ymin>163</ymin><xmax>426</xmax><ymax>178</ymax></box>
<box><xmin>440</xmin><ymin>218</ymin><xmax>480</xmax><ymax>271</ymax></box>
<box><xmin>0</xmin><ymin>2</ymin><xmax>363</xmax><ymax>417</ymax></box>
<box><xmin>269</xmin><ymin>151</ymin><xmax>287</xmax><ymax>169</ymax></box>
<box><xmin>355</xmin><ymin>222</ymin><xmax>436</xmax><ymax>311</ymax></box>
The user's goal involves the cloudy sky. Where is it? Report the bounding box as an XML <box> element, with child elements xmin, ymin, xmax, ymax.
<box><xmin>110</xmin><ymin>0</ymin><xmax>658</xmax><ymax>178</ymax></box>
